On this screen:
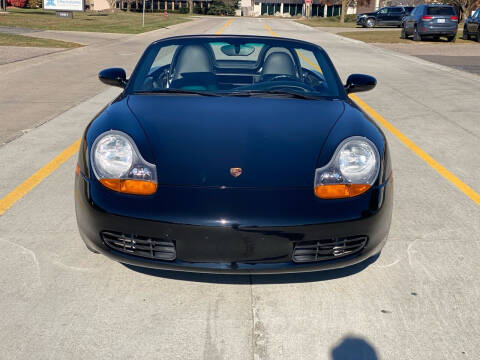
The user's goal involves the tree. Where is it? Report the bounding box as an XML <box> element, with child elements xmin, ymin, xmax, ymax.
<box><xmin>189</xmin><ymin>0</ymin><xmax>193</xmax><ymax>14</ymax></box>
<box><xmin>442</xmin><ymin>0</ymin><xmax>477</xmax><ymax>20</ymax></box>
<box><xmin>28</xmin><ymin>0</ymin><xmax>42</xmax><ymax>8</ymax></box>
<box><xmin>340</xmin><ymin>0</ymin><xmax>355</xmax><ymax>23</ymax></box>
<box><xmin>206</xmin><ymin>0</ymin><xmax>239</xmax><ymax>15</ymax></box>
<box><xmin>340</xmin><ymin>0</ymin><xmax>375</xmax><ymax>23</ymax></box>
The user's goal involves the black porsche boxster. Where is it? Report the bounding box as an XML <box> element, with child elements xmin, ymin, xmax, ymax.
<box><xmin>75</xmin><ymin>35</ymin><xmax>393</xmax><ymax>274</ymax></box>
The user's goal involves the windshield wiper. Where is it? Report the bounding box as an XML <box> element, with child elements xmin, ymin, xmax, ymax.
<box><xmin>134</xmin><ymin>89</ymin><xmax>221</xmax><ymax>97</ymax></box>
<box><xmin>226</xmin><ymin>90</ymin><xmax>321</xmax><ymax>100</ymax></box>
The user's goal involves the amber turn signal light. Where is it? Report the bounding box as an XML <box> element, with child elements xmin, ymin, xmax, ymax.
<box><xmin>99</xmin><ymin>178</ymin><xmax>157</xmax><ymax>195</ymax></box>
<box><xmin>314</xmin><ymin>184</ymin><xmax>371</xmax><ymax>199</ymax></box>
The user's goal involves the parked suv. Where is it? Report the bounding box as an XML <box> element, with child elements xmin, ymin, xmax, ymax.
<box><xmin>463</xmin><ymin>8</ymin><xmax>480</xmax><ymax>42</ymax></box>
<box><xmin>402</xmin><ymin>4</ymin><xmax>458</xmax><ymax>42</ymax></box>
<box><xmin>357</xmin><ymin>6</ymin><xmax>415</xmax><ymax>28</ymax></box>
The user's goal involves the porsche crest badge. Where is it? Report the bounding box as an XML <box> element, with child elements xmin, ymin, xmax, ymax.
<box><xmin>230</xmin><ymin>167</ymin><xmax>242</xmax><ymax>178</ymax></box>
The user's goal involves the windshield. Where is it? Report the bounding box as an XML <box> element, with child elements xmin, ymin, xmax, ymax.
<box><xmin>129</xmin><ymin>37</ymin><xmax>344</xmax><ymax>99</ymax></box>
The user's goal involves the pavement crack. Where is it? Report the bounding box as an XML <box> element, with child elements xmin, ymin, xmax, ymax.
<box><xmin>250</xmin><ymin>275</ymin><xmax>267</xmax><ymax>360</ymax></box>
<box><xmin>203</xmin><ymin>297</ymin><xmax>224</xmax><ymax>360</ymax></box>
<box><xmin>0</xmin><ymin>238</ymin><xmax>43</xmax><ymax>291</ymax></box>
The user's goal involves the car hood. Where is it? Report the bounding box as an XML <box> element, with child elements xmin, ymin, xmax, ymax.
<box><xmin>127</xmin><ymin>95</ymin><xmax>345</xmax><ymax>188</ymax></box>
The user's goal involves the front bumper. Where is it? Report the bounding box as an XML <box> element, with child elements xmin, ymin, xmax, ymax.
<box><xmin>75</xmin><ymin>171</ymin><xmax>393</xmax><ymax>274</ymax></box>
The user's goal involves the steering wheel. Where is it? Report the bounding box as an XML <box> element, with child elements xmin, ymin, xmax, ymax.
<box><xmin>146</xmin><ymin>66</ymin><xmax>170</xmax><ymax>90</ymax></box>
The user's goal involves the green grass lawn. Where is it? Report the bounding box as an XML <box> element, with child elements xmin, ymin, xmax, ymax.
<box><xmin>0</xmin><ymin>32</ymin><xmax>82</xmax><ymax>47</ymax></box>
<box><xmin>297</xmin><ymin>15</ymin><xmax>357</xmax><ymax>28</ymax></box>
<box><xmin>0</xmin><ymin>8</ymin><xmax>190</xmax><ymax>34</ymax></box>
<box><xmin>338</xmin><ymin>30</ymin><xmax>469</xmax><ymax>44</ymax></box>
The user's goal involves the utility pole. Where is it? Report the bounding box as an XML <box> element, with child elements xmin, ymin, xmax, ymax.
<box><xmin>142</xmin><ymin>0</ymin><xmax>145</xmax><ymax>27</ymax></box>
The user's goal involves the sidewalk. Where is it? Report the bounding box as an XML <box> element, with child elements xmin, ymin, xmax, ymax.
<box><xmin>0</xmin><ymin>45</ymin><xmax>65</xmax><ymax>65</ymax></box>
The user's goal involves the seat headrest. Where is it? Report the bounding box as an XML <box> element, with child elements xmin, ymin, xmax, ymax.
<box><xmin>172</xmin><ymin>45</ymin><xmax>213</xmax><ymax>80</ymax></box>
<box><xmin>262</xmin><ymin>52</ymin><xmax>296</xmax><ymax>77</ymax></box>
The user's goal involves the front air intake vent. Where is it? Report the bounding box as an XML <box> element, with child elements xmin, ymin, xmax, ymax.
<box><xmin>292</xmin><ymin>236</ymin><xmax>367</xmax><ymax>263</ymax></box>
<box><xmin>102</xmin><ymin>231</ymin><xmax>176</xmax><ymax>261</ymax></box>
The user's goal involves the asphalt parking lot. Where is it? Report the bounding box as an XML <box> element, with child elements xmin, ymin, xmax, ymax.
<box><xmin>373</xmin><ymin>42</ymin><xmax>480</xmax><ymax>75</ymax></box>
<box><xmin>0</xmin><ymin>17</ymin><xmax>479</xmax><ymax>360</ymax></box>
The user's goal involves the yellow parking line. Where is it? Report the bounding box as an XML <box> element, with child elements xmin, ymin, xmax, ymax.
<box><xmin>1</xmin><ymin>22</ymin><xmax>477</xmax><ymax>218</ymax></box>
<box><xmin>350</xmin><ymin>94</ymin><xmax>480</xmax><ymax>206</ymax></box>
<box><xmin>296</xmin><ymin>51</ymin><xmax>323</xmax><ymax>73</ymax></box>
<box><xmin>264</xmin><ymin>24</ymin><xmax>277</xmax><ymax>37</ymax></box>
<box><xmin>0</xmin><ymin>17</ymin><xmax>237</xmax><ymax>216</ymax></box>
<box><xmin>216</xmin><ymin>19</ymin><xmax>234</xmax><ymax>35</ymax></box>
<box><xmin>265</xmin><ymin>24</ymin><xmax>480</xmax><ymax>206</ymax></box>
<box><xmin>0</xmin><ymin>139</ymin><xmax>81</xmax><ymax>216</ymax></box>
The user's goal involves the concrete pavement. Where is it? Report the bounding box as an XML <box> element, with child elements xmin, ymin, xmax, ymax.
<box><xmin>0</xmin><ymin>45</ymin><xmax>66</xmax><ymax>65</ymax></box>
<box><xmin>0</xmin><ymin>17</ymin><xmax>222</xmax><ymax>145</ymax></box>
<box><xmin>0</xmin><ymin>17</ymin><xmax>479</xmax><ymax>360</ymax></box>
<box><xmin>26</xmin><ymin>29</ymin><xmax>128</xmax><ymax>45</ymax></box>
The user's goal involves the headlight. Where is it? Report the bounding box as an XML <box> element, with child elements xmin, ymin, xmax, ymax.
<box><xmin>91</xmin><ymin>130</ymin><xmax>157</xmax><ymax>195</ymax></box>
<box><xmin>314</xmin><ymin>136</ymin><xmax>380</xmax><ymax>199</ymax></box>
<box><xmin>94</xmin><ymin>134</ymin><xmax>133</xmax><ymax>178</ymax></box>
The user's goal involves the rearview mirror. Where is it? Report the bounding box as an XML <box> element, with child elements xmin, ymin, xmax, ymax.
<box><xmin>220</xmin><ymin>44</ymin><xmax>255</xmax><ymax>56</ymax></box>
<box><xmin>345</xmin><ymin>74</ymin><xmax>376</xmax><ymax>94</ymax></box>
<box><xmin>99</xmin><ymin>68</ymin><xmax>127</xmax><ymax>88</ymax></box>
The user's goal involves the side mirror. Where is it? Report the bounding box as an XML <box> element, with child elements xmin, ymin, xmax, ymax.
<box><xmin>99</xmin><ymin>68</ymin><xmax>127</xmax><ymax>88</ymax></box>
<box><xmin>345</xmin><ymin>74</ymin><xmax>376</xmax><ymax>94</ymax></box>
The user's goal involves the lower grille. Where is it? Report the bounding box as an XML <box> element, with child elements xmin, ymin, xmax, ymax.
<box><xmin>292</xmin><ymin>236</ymin><xmax>367</xmax><ymax>263</ymax></box>
<box><xmin>102</xmin><ymin>231</ymin><xmax>176</xmax><ymax>261</ymax></box>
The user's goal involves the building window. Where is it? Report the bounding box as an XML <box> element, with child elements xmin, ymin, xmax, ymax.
<box><xmin>312</xmin><ymin>4</ymin><xmax>324</xmax><ymax>17</ymax></box>
<box><xmin>261</xmin><ymin>3</ymin><xmax>281</xmax><ymax>15</ymax></box>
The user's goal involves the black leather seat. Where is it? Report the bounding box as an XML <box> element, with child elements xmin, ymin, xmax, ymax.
<box><xmin>170</xmin><ymin>45</ymin><xmax>217</xmax><ymax>91</ymax></box>
<box><xmin>261</xmin><ymin>52</ymin><xmax>297</xmax><ymax>81</ymax></box>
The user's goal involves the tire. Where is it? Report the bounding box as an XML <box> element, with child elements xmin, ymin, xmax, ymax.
<box><xmin>448</xmin><ymin>35</ymin><xmax>456</xmax><ymax>43</ymax></box>
<box><xmin>413</xmin><ymin>26</ymin><xmax>422</xmax><ymax>41</ymax></box>
<box><xmin>366</xmin><ymin>18</ymin><xmax>375</xmax><ymax>28</ymax></box>
<box><xmin>400</xmin><ymin>25</ymin><xmax>407</xmax><ymax>39</ymax></box>
<box><xmin>462</xmin><ymin>26</ymin><xmax>470</xmax><ymax>40</ymax></box>
<box><xmin>477</xmin><ymin>30</ymin><xmax>480</xmax><ymax>43</ymax></box>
